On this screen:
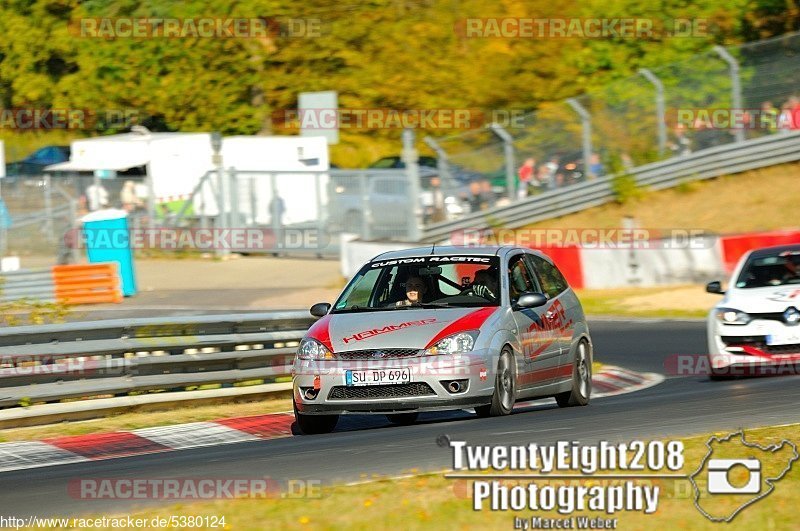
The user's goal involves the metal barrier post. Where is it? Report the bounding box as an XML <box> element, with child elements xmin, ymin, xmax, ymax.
<box><xmin>566</xmin><ymin>98</ymin><xmax>594</xmax><ymax>179</ymax></box>
<box><xmin>489</xmin><ymin>123</ymin><xmax>516</xmax><ymax>200</ymax></box>
<box><xmin>713</xmin><ymin>45</ymin><xmax>745</xmax><ymax>143</ymax></box>
<box><xmin>359</xmin><ymin>172</ymin><xmax>372</xmax><ymax>240</ymax></box>
<box><xmin>402</xmin><ymin>128</ymin><xmax>422</xmax><ymax>241</ymax></box>
<box><xmin>639</xmin><ymin>68</ymin><xmax>667</xmax><ymax>158</ymax></box>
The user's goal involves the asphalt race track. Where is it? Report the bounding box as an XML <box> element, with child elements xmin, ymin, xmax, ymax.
<box><xmin>1</xmin><ymin>319</ymin><xmax>798</xmax><ymax>517</ymax></box>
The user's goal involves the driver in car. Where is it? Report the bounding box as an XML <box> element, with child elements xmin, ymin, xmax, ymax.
<box><xmin>463</xmin><ymin>268</ymin><xmax>498</xmax><ymax>300</ymax></box>
<box><xmin>395</xmin><ymin>276</ymin><xmax>428</xmax><ymax>307</ymax></box>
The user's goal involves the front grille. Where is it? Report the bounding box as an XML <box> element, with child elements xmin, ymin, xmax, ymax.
<box><xmin>328</xmin><ymin>382</ymin><xmax>435</xmax><ymax>400</ymax></box>
<box><xmin>335</xmin><ymin>348</ymin><xmax>421</xmax><ymax>360</ymax></box>
<box><xmin>756</xmin><ymin>343</ymin><xmax>800</xmax><ymax>355</ymax></box>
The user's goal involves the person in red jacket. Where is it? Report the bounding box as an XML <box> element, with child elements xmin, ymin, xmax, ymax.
<box><xmin>517</xmin><ymin>158</ymin><xmax>535</xmax><ymax>199</ymax></box>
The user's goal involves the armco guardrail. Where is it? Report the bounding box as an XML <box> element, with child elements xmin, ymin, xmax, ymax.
<box><xmin>421</xmin><ymin>131</ymin><xmax>800</xmax><ymax>242</ymax></box>
<box><xmin>0</xmin><ymin>311</ymin><xmax>315</xmax><ymax>408</ymax></box>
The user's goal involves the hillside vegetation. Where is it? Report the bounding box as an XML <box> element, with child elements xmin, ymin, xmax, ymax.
<box><xmin>524</xmin><ymin>162</ymin><xmax>800</xmax><ymax>233</ymax></box>
<box><xmin>1</xmin><ymin>0</ymin><xmax>798</xmax><ymax>165</ymax></box>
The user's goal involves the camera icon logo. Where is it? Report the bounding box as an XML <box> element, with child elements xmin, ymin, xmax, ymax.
<box><xmin>689</xmin><ymin>430</ymin><xmax>798</xmax><ymax>522</ymax></box>
<box><xmin>707</xmin><ymin>458</ymin><xmax>761</xmax><ymax>494</ymax></box>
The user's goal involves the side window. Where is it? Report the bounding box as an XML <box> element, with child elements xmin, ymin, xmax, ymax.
<box><xmin>529</xmin><ymin>255</ymin><xmax>569</xmax><ymax>298</ymax></box>
<box><xmin>507</xmin><ymin>255</ymin><xmax>535</xmax><ymax>302</ymax></box>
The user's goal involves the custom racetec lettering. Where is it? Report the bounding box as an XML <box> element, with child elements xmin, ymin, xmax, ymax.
<box><xmin>370</xmin><ymin>256</ymin><xmax>491</xmax><ymax>268</ymax></box>
<box><xmin>342</xmin><ymin>318</ymin><xmax>438</xmax><ymax>344</ymax></box>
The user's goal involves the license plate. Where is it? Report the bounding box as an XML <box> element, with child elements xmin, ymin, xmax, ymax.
<box><xmin>345</xmin><ymin>368</ymin><xmax>412</xmax><ymax>386</ymax></box>
<box><xmin>766</xmin><ymin>330</ymin><xmax>800</xmax><ymax>346</ymax></box>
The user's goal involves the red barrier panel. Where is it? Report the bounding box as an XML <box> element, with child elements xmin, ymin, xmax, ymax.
<box><xmin>536</xmin><ymin>246</ymin><xmax>584</xmax><ymax>289</ymax></box>
<box><xmin>719</xmin><ymin>230</ymin><xmax>800</xmax><ymax>272</ymax></box>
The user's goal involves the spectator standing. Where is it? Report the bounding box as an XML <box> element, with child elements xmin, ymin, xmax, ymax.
<box><xmin>544</xmin><ymin>157</ymin><xmax>559</xmax><ymax>189</ymax></box>
<box><xmin>588</xmin><ymin>153</ymin><xmax>604</xmax><ymax>178</ymax></box>
<box><xmin>669</xmin><ymin>124</ymin><xmax>691</xmax><ymax>156</ymax></box>
<box><xmin>516</xmin><ymin>158</ymin><xmax>535</xmax><ymax>199</ymax></box>
<box><xmin>120</xmin><ymin>180</ymin><xmax>143</xmax><ymax>212</ymax></box>
<box><xmin>86</xmin><ymin>181</ymin><xmax>109</xmax><ymax>211</ymax></box>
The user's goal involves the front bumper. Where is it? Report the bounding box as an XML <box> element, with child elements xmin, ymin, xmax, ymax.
<box><xmin>292</xmin><ymin>350</ymin><xmax>496</xmax><ymax>415</ymax></box>
<box><xmin>708</xmin><ymin>318</ymin><xmax>800</xmax><ymax>374</ymax></box>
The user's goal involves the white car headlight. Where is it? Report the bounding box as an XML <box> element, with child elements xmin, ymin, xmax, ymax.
<box><xmin>425</xmin><ymin>330</ymin><xmax>479</xmax><ymax>356</ymax></box>
<box><xmin>297</xmin><ymin>338</ymin><xmax>334</xmax><ymax>360</ymax></box>
<box><xmin>715</xmin><ymin>308</ymin><xmax>751</xmax><ymax>326</ymax></box>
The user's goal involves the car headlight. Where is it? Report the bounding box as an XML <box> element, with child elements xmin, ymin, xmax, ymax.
<box><xmin>715</xmin><ymin>308</ymin><xmax>751</xmax><ymax>326</ymax></box>
<box><xmin>425</xmin><ymin>330</ymin><xmax>479</xmax><ymax>355</ymax></box>
<box><xmin>297</xmin><ymin>338</ymin><xmax>334</xmax><ymax>360</ymax></box>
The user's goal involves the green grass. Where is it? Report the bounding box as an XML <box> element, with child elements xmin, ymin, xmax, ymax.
<box><xmin>0</xmin><ymin>397</ymin><xmax>292</xmax><ymax>442</ymax></box>
<box><xmin>42</xmin><ymin>423</ymin><xmax>799</xmax><ymax>530</ymax></box>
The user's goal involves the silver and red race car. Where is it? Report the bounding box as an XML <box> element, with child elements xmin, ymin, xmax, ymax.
<box><xmin>291</xmin><ymin>245</ymin><xmax>593</xmax><ymax>434</ymax></box>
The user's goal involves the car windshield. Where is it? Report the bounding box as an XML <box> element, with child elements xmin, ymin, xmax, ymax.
<box><xmin>332</xmin><ymin>255</ymin><xmax>501</xmax><ymax>312</ymax></box>
<box><xmin>735</xmin><ymin>250</ymin><xmax>800</xmax><ymax>289</ymax></box>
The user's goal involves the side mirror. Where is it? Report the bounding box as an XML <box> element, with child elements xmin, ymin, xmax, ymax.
<box><xmin>309</xmin><ymin>302</ymin><xmax>331</xmax><ymax>317</ymax></box>
<box><xmin>705</xmin><ymin>281</ymin><xmax>724</xmax><ymax>295</ymax></box>
<box><xmin>515</xmin><ymin>292</ymin><xmax>549</xmax><ymax>309</ymax></box>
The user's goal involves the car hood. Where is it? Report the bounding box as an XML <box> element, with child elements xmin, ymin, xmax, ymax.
<box><xmin>722</xmin><ymin>286</ymin><xmax>800</xmax><ymax>313</ymax></box>
<box><xmin>307</xmin><ymin>306</ymin><xmax>499</xmax><ymax>352</ymax></box>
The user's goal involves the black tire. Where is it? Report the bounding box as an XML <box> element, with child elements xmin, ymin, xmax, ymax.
<box><xmin>475</xmin><ymin>347</ymin><xmax>516</xmax><ymax>417</ymax></box>
<box><xmin>386</xmin><ymin>412</ymin><xmax>419</xmax><ymax>425</ymax></box>
<box><xmin>555</xmin><ymin>340</ymin><xmax>591</xmax><ymax>407</ymax></box>
<box><xmin>293</xmin><ymin>403</ymin><xmax>339</xmax><ymax>434</ymax></box>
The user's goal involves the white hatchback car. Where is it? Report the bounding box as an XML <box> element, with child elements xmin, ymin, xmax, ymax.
<box><xmin>706</xmin><ymin>244</ymin><xmax>800</xmax><ymax>378</ymax></box>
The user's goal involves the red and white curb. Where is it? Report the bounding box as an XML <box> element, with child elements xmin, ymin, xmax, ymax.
<box><xmin>0</xmin><ymin>413</ymin><xmax>294</xmax><ymax>473</ymax></box>
<box><xmin>0</xmin><ymin>366</ymin><xmax>660</xmax><ymax>473</ymax></box>
<box><xmin>591</xmin><ymin>365</ymin><xmax>663</xmax><ymax>398</ymax></box>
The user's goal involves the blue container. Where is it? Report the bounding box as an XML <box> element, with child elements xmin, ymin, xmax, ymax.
<box><xmin>82</xmin><ymin>209</ymin><xmax>137</xmax><ymax>296</ymax></box>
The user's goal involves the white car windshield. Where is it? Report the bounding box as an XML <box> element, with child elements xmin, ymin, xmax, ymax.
<box><xmin>332</xmin><ymin>256</ymin><xmax>501</xmax><ymax>312</ymax></box>
<box><xmin>735</xmin><ymin>250</ymin><xmax>800</xmax><ymax>289</ymax></box>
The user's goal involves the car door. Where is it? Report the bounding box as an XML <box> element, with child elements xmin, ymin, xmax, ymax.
<box><xmin>507</xmin><ymin>252</ymin><xmax>561</xmax><ymax>390</ymax></box>
<box><xmin>526</xmin><ymin>253</ymin><xmax>576</xmax><ymax>384</ymax></box>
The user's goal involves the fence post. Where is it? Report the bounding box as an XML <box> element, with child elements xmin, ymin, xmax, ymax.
<box><xmin>358</xmin><ymin>172</ymin><xmax>372</xmax><ymax>240</ymax></box>
<box><xmin>713</xmin><ymin>45</ymin><xmax>745</xmax><ymax>144</ymax></box>
<box><xmin>43</xmin><ymin>174</ymin><xmax>54</xmax><ymax>243</ymax></box>
<box><xmin>402</xmin><ymin>128</ymin><xmax>422</xmax><ymax>242</ymax></box>
<box><xmin>249</xmin><ymin>177</ymin><xmax>257</xmax><ymax>227</ymax></box>
<box><xmin>314</xmin><ymin>172</ymin><xmax>325</xmax><ymax>256</ymax></box>
<box><xmin>638</xmin><ymin>68</ymin><xmax>667</xmax><ymax>158</ymax></box>
<box><xmin>566</xmin><ymin>98</ymin><xmax>594</xmax><ymax>179</ymax></box>
<box><xmin>228</xmin><ymin>167</ymin><xmax>239</xmax><ymax>228</ymax></box>
<box><xmin>270</xmin><ymin>173</ymin><xmax>282</xmax><ymax>254</ymax></box>
<box><xmin>423</xmin><ymin>136</ymin><xmax>453</xmax><ymax>219</ymax></box>
<box><xmin>489</xmin><ymin>123</ymin><xmax>516</xmax><ymax>200</ymax></box>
